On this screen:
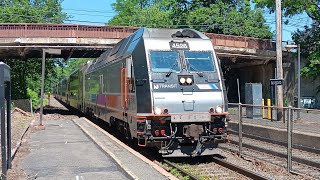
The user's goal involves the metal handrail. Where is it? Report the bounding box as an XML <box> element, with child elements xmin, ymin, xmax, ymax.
<box><xmin>228</xmin><ymin>103</ymin><xmax>320</xmax><ymax>113</ymax></box>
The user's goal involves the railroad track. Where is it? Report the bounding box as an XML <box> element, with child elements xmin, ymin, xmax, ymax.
<box><xmin>161</xmin><ymin>155</ymin><xmax>269</xmax><ymax>180</ymax></box>
<box><xmin>221</xmin><ymin>133</ymin><xmax>320</xmax><ymax>179</ymax></box>
<box><xmin>61</xmin><ymin>103</ymin><xmax>309</xmax><ymax>180</ymax></box>
<box><xmin>85</xmin><ymin>116</ymin><xmax>306</xmax><ymax>179</ymax></box>
<box><xmin>85</xmin><ymin>115</ymin><xmax>271</xmax><ymax>179</ymax></box>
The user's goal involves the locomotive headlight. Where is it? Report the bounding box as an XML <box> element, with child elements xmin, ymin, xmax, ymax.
<box><xmin>215</xmin><ymin>106</ymin><xmax>223</xmax><ymax>113</ymax></box>
<box><xmin>154</xmin><ymin>107</ymin><xmax>162</xmax><ymax>115</ymax></box>
<box><xmin>186</xmin><ymin>77</ymin><xmax>193</xmax><ymax>84</ymax></box>
<box><xmin>179</xmin><ymin>77</ymin><xmax>186</xmax><ymax>84</ymax></box>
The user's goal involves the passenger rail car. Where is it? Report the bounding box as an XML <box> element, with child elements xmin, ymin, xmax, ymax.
<box><xmin>54</xmin><ymin>28</ymin><xmax>229</xmax><ymax>157</ymax></box>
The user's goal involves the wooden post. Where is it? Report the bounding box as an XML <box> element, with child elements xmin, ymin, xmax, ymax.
<box><xmin>276</xmin><ymin>0</ymin><xmax>284</xmax><ymax>122</ymax></box>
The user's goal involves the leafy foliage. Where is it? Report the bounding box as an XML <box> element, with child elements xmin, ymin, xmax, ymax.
<box><xmin>108</xmin><ymin>0</ymin><xmax>272</xmax><ymax>38</ymax></box>
<box><xmin>254</xmin><ymin>0</ymin><xmax>320</xmax><ymax>21</ymax></box>
<box><xmin>0</xmin><ymin>0</ymin><xmax>68</xmax><ymax>108</ymax></box>
<box><xmin>109</xmin><ymin>0</ymin><xmax>172</xmax><ymax>27</ymax></box>
<box><xmin>27</xmin><ymin>88</ymin><xmax>40</xmax><ymax>109</ymax></box>
<box><xmin>186</xmin><ymin>1</ymin><xmax>272</xmax><ymax>38</ymax></box>
<box><xmin>54</xmin><ymin>58</ymin><xmax>91</xmax><ymax>81</ymax></box>
<box><xmin>256</xmin><ymin>0</ymin><xmax>320</xmax><ymax>93</ymax></box>
<box><xmin>0</xmin><ymin>0</ymin><xmax>68</xmax><ymax>23</ymax></box>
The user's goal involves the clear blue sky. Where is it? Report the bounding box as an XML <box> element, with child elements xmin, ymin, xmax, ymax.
<box><xmin>61</xmin><ymin>0</ymin><xmax>311</xmax><ymax>42</ymax></box>
<box><xmin>62</xmin><ymin>0</ymin><xmax>116</xmax><ymax>25</ymax></box>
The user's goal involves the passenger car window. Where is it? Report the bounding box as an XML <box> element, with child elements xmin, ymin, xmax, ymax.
<box><xmin>150</xmin><ymin>51</ymin><xmax>180</xmax><ymax>72</ymax></box>
<box><xmin>184</xmin><ymin>51</ymin><xmax>215</xmax><ymax>72</ymax></box>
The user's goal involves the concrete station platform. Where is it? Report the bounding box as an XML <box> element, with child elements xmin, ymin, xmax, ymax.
<box><xmin>16</xmin><ymin>97</ymin><xmax>176</xmax><ymax>180</ymax></box>
<box><xmin>228</xmin><ymin>117</ymin><xmax>320</xmax><ymax>149</ymax></box>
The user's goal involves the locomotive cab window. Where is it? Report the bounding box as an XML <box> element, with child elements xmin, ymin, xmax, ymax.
<box><xmin>184</xmin><ymin>51</ymin><xmax>215</xmax><ymax>72</ymax></box>
<box><xmin>150</xmin><ymin>51</ymin><xmax>180</xmax><ymax>73</ymax></box>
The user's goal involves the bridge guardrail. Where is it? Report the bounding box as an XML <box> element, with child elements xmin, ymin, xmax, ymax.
<box><xmin>0</xmin><ymin>23</ymin><xmax>276</xmax><ymax>51</ymax></box>
<box><xmin>0</xmin><ymin>23</ymin><xmax>137</xmax><ymax>39</ymax></box>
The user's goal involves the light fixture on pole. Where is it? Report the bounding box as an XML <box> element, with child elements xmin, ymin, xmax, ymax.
<box><xmin>285</xmin><ymin>44</ymin><xmax>301</xmax><ymax>119</ymax></box>
<box><xmin>39</xmin><ymin>48</ymin><xmax>61</xmax><ymax>126</ymax></box>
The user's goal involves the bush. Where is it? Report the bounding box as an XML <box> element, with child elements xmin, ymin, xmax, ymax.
<box><xmin>27</xmin><ymin>88</ymin><xmax>40</xmax><ymax>109</ymax></box>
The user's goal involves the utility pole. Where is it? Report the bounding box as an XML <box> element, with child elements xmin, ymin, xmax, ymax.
<box><xmin>297</xmin><ymin>44</ymin><xmax>301</xmax><ymax>120</ymax></box>
<box><xmin>276</xmin><ymin>0</ymin><xmax>284</xmax><ymax>121</ymax></box>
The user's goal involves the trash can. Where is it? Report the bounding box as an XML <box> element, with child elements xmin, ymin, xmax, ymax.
<box><xmin>245</xmin><ymin>83</ymin><xmax>262</xmax><ymax>119</ymax></box>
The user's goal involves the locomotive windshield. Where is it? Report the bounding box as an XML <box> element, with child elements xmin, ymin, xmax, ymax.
<box><xmin>150</xmin><ymin>51</ymin><xmax>180</xmax><ymax>72</ymax></box>
<box><xmin>184</xmin><ymin>51</ymin><xmax>215</xmax><ymax>72</ymax></box>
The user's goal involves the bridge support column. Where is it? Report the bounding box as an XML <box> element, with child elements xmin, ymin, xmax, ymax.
<box><xmin>39</xmin><ymin>49</ymin><xmax>61</xmax><ymax>126</ymax></box>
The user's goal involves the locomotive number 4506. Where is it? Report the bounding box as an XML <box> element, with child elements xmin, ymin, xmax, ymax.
<box><xmin>171</xmin><ymin>113</ymin><xmax>211</xmax><ymax>122</ymax></box>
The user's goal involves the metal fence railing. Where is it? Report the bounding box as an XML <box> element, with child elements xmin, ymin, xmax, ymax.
<box><xmin>227</xmin><ymin>103</ymin><xmax>320</xmax><ymax>178</ymax></box>
<box><xmin>0</xmin><ymin>23</ymin><xmax>276</xmax><ymax>51</ymax></box>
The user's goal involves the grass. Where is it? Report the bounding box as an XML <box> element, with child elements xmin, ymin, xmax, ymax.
<box><xmin>178</xmin><ymin>163</ymin><xmax>212</xmax><ymax>180</ymax></box>
<box><xmin>162</xmin><ymin>161</ymin><xmax>213</xmax><ymax>180</ymax></box>
<box><xmin>162</xmin><ymin>162</ymin><xmax>190</xmax><ymax>180</ymax></box>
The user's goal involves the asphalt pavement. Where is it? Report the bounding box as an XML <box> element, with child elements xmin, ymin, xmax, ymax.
<box><xmin>21</xmin><ymin>118</ymin><xmax>130</xmax><ymax>180</ymax></box>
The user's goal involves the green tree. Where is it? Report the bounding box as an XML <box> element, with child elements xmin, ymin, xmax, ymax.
<box><xmin>254</xmin><ymin>0</ymin><xmax>320</xmax><ymax>21</ymax></box>
<box><xmin>254</xmin><ymin>0</ymin><xmax>320</xmax><ymax>92</ymax></box>
<box><xmin>108</xmin><ymin>0</ymin><xmax>172</xmax><ymax>27</ymax></box>
<box><xmin>54</xmin><ymin>58</ymin><xmax>91</xmax><ymax>81</ymax></box>
<box><xmin>292</xmin><ymin>22</ymin><xmax>320</xmax><ymax>93</ymax></box>
<box><xmin>0</xmin><ymin>0</ymin><xmax>68</xmax><ymax>23</ymax></box>
<box><xmin>0</xmin><ymin>0</ymin><xmax>68</xmax><ymax>106</ymax></box>
<box><xmin>108</xmin><ymin>0</ymin><xmax>272</xmax><ymax>38</ymax></box>
<box><xmin>187</xmin><ymin>0</ymin><xmax>272</xmax><ymax>38</ymax></box>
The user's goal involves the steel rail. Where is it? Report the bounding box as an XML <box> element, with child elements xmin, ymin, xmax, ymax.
<box><xmin>219</xmin><ymin>144</ymin><xmax>320</xmax><ymax>179</ymax></box>
<box><xmin>211</xmin><ymin>156</ymin><xmax>269</xmax><ymax>180</ymax></box>
<box><xmin>228</xmin><ymin>129</ymin><xmax>320</xmax><ymax>154</ymax></box>
<box><xmin>163</xmin><ymin>159</ymin><xmax>199</xmax><ymax>180</ymax></box>
<box><xmin>227</xmin><ymin>132</ymin><xmax>320</xmax><ymax>168</ymax></box>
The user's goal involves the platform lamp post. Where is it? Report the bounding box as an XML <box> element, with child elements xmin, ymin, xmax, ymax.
<box><xmin>285</xmin><ymin>44</ymin><xmax>301</xmax><ymax>120</ymax></box>
<box><xmin>39</xmin><ymin>48</ymin><xmax>61</xmax><ymax>126</ymax></box>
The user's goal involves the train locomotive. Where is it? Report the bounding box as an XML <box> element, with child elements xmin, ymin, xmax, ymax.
<box><xmin>54</xmin><ymin>27</ymin><xmax>229</xmax><ymax>157</ymax></box>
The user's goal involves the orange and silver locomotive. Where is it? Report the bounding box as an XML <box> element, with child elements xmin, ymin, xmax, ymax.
<box><xmin>55</xmin><ymin>27</ymin><xmax>228</xmax><ymax>157</ymax></box>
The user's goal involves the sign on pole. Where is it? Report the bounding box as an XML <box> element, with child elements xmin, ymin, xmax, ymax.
<box><xmin>270</xmin><ymin>79</ymin><xmax>284</xmax><ymax>86</ymax></box>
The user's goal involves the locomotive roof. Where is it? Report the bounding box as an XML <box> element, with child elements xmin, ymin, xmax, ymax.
<box><xmin>105</xmin><ymin>27</ymin><xmax>209</xmax><ymax>61</ymax></box>
<box><xmin>85</xmin><ymin>27</ymin><xmax>210</xmax><ymax>73</ymax></box>
<box><xmin>87</xmin><ymin>49</ymin><xmax>111</xmax><ymax>72</ymax></box>
<box><xmin>142</xmin><ymin>28</ymin><xmax>209</xmax><ymax>39</ymax></box>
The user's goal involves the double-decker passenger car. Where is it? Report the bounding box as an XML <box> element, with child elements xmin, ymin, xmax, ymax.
<box><xmin>55</xmin><ymin>27</ymin><xmax>229</xmax><ymax>157</ymax></box>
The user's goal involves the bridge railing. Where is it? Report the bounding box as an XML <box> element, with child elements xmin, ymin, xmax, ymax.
<box><xmin>205</xmin><ymin>33</ymin><xmax>275</xmax><ymax>51</ymax></box>
<box><xmin>0</xmin><ymin>23</ymin><xmax>275</xmax><ymax>51</ymax></box>
<box><xmin>0</xmin><ymin>23</ymin><xmax>137</xmax><ymax>39</ymax></box>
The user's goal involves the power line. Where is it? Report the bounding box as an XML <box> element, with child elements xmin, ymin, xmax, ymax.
<box><xmin>65</xmin><ymin>19</ymin><xmax>107</xmax><ymax>24</ymax></box>
<box><xmin>62</xmin><ymin>8</ymin><xmax>115</xmax><ymax>14</ymax></box>
<box><xmin>66</xmin><ymin>12</ymin><xmax>115</xmax><ymax>18</ymax></box>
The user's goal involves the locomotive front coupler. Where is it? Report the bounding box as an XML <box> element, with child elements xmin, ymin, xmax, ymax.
<box><xmin>183</xmin><ymin>124</ymin><xmax>204</xmax><ymax>142</ymax></box>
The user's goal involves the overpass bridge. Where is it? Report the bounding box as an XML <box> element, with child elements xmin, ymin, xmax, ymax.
<box><xmin>0</xmin><ymin>23</ymin><xmax>276</xmax><ymax>63</ymax></box>
<box><xmin>1</xmin><ymin>23</ymin><xmax>288</xmax><ymax>104</ymax></box>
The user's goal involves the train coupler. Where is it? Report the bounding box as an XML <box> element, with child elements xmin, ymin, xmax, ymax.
<box><xmin>183</xmin><ymin>124</ymin><xmax>204</xmax><ymax>141</ymax></box>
